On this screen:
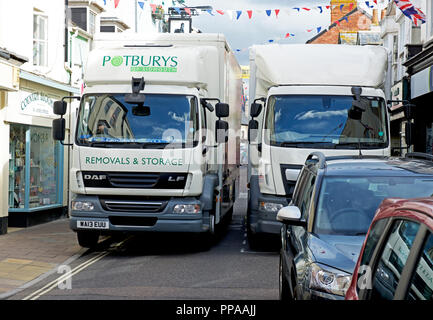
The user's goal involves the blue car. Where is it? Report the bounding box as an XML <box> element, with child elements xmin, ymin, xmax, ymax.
<box><xmin>278</xmin><ymin>152</ymin><xmax>433</xmax><ymax>300</ymax></box>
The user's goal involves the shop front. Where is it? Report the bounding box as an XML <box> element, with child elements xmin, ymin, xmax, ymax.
<box><xmin>404</xmin><ymin>41</ymin><xmax>433</xmax><ymax>155</ymax></box>
<box><xmin>3</xmin><ymin>72</ymin><xmax>78</xmax><ymax>228</ymax></box>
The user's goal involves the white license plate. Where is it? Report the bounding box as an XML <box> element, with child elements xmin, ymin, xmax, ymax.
<box><xmin>77</xmin><ymin>220</ymin><xmax>109</xmax><ymax>230</ymax></box>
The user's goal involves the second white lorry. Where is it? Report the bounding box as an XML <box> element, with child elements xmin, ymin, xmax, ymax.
<box><xmin>247</xmin><ymin>44</ymin><xmax>391</xmax><ymax>248</ymax></box>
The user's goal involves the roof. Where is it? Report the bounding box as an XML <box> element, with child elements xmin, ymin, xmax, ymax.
<box><xmin>0</xmin><ymin>47</ymin><xmax>28</xmax><ymax>65</ymax></box>
<box><xmin>375</xmin><ymin>197</ymin><xmax>433</xmax><ymax>229</ymax></box>
<box><xmin>320</xmin><ymin>157</ymin><xmax>433</xmax><ymax>177</ymax></box>
<box><xmin>306</xmin><ymin>7</ymin><xmax>373</xmax><ymax>44</ymax></box>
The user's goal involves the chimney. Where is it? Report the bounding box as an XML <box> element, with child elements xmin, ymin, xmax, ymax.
<box><xmin>330</xmin><ymin>0</ymin><xmax>357</xmax><ymax>23</ymax></box>
<box><xmin>372</xmin><ymin>9</ymin><xmax>379</xmax><ymax>25</ymax></box>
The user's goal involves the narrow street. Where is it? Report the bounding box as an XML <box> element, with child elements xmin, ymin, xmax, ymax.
<box><xmin>9</xmin><ymin>167</ymin><xmax>280</xmax><ymax>300</ymax></box>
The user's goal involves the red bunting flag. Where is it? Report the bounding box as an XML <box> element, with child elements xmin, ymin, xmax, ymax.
<box><xmin>247</xmin><ymin>10</ymin><xmax>253</xmax><ymax>19</ymax></box>
<box><xmin>275</xmin><ymin>9</ymin><xmax>280</xmax><ymax>17</ymax></box>
<box><xmin>114</xmin><ymin>0</ymin><xmax>120</xmax><ymax>8</ymax></box>
<box><xmin>302</xmin><ymin>7</ymin><xmax>311</xmax><ymax>11</ymax></box>
<box><xmin>373</xmin><ymin>0</ymin><xmax>377</xmax><ymax>4</ymax></box>
<box><xmin>307</xmin><ymin>29</ymin><xmax>313</xmax><ymax>32</ymax></box>
<box><xmin>285</xmin><ymin>33</ymin><xmax>291</xmax><ymax>38</ymax></box>
<box><xmin>216</xmin><ymin>10</ymin><xmax>225</xmax><ymax>15</ymax></box>
<box><xmin>335</xmin><ymin>20</ymin><xmax>341</xmax><ymax>26</ymax></box>
<box><xmin>184</xmin><ymin>7</ymin><xmax>191</xmax><ymax>15</ymax></box>
<box><xmin>150</xmin><ymin>4</ymin><xmax>156</xmax><ymax>13</ymax></box>
<box><xmin>349</xmin><ymin>3</ymin><xmax>354</xmax><ymax>11</ymax></box>
<box><xmin>326</xmin><ymin>5</ymin><xmax>330</xmax><ymax>9</ymax></box>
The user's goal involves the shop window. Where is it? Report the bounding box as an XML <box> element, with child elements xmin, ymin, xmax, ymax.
<box><xmin>9</xmin><ymin>124</ymin><xmax>62</xmax><ymax>211</ymax></box>
<box><xmin>33</xmin><ymin>14</ymin><xmax>48</xmax><ymax>67</ymax></box>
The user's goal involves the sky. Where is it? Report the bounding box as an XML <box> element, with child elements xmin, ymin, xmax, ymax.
<box><xmin>184</xmin><ymin>0</ymin><xmax>331</xmax><ymax>65</ymax></box>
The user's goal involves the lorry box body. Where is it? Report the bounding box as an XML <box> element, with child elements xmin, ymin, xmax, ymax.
<box><xmin>247</xmin><ymin>44</ymin><xmax>391</xmax><ymax>245</ymax></box>
<box><xmin>60</xmin><ymin>33</ymin><xmax>242</xmax><ymax>246</ymax></box>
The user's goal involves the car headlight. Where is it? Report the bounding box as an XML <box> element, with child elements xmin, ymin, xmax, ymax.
<box><xmin>260</xmin><ymin>202</ymin><xmax>284</xmax><ymax>213</ymax></box>
<box><xmin>173</xmin><ymin>204</ymin><xmax>201</xmax><ymax>214</ymax></box>
<box><xmin>309</xmin><ymin>263</ymin><xmax>351</xmax><ymax>297</ymax></box>
<box><xmin>71</xmin><ymin>201</ymin><xmax>95</xmax><ymax>212</ymax></box>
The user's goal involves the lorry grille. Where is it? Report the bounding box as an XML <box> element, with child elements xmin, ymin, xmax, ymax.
<box><xmin>280</xmin><ymin>164</ymin><xmax>303</xmax><ymax>198</ymax></box>
<box><xmin>100</xmin><ymin>196</ymin><xmax>169</xmax><ymax>213</ymax></box>
<box><xmin>82</xmin><ymin>171</ymin><xmax>187</xmax><ymax>189</ymax></box>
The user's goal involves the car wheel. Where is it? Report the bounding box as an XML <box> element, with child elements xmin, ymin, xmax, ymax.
<box><xmin>77</xmin><ymin>231</ymin><xmax>99</xmax><ymax>248</ymax></box>
<box><xmin>279</xmin><ymin>254</ymin><xmax>292</xmax><ymax>300</ymax></box>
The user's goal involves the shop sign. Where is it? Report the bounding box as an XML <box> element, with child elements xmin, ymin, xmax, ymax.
<box><xmin>411</xmin><ymin>66</ymin><xmax>433</xmax><ymax>99</ymax></box>
<box><xmin>20</xmin><ymin>91</ymin><xmax>55</xmax><ymax>117</ymax></box>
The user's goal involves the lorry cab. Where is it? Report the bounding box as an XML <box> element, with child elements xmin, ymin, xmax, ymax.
<box><xmin>52</xmin><ymin>33</ymin><xmax>242</xmax><ymax>248</ymax></box>
<box><xmin>247</xmin><ymin>44</ymin><xmax>391</xmax><ymax>248</ymax></box>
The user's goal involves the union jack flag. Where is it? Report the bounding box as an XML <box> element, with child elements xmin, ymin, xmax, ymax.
<box><xmin>394</xmin><ymin>0</ymin><xmax>426</xmax><ymax>26</ymax></box>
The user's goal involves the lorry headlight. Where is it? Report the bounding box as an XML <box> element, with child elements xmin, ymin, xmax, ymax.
<box><xmin>71</xmin><ymin>201</ymin><xmax>95</xmax><ymax>212</ymax></box>
<box><xmin>260</xmin><ymin>202</ymin><xmax>284</xmax><ymax>213</ymax></box>
<box><xmin>309</xmin><ymin>263</ymin><xmax>351</xmax><ymax>297</ymax></box>
<box><xmin>173</xmin><ymin>204</ymin><xmax>201</xmax><ymax>214</ymax></box>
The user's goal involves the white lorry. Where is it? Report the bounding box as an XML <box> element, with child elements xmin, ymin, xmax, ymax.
<box><xmin>52</xmin><ymin>33</ymin><xmax>242</xmax><ymax>248</ymax></box>
<box><xmin>247</xmin><ymin>44</ymin><xmax>391</xmax><ymax>248</ymax></box>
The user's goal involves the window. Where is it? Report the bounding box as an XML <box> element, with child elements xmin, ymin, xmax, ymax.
<box><xmin>100</xmin><ymin>26</ymin><xmax>115</xmax><ymax>33</ymax></box>
<box><xmin>298</xmin><ymin>173</ymin><xmax>316</xmax><ymax>220</ymax></box>
<box><xmin>406</xmin><ymin>232</ymin><xmax>433</xmax><ymax>300</ymax></box>
<box><xmin>9</xmin><ymin>124</ymin><xmax>62</xmax><ymax>210</ymax></box>
<box><xmin>33</xmin><ymin>14</ymin><xmax>48</xmax><ymax>66</ymax></box>
<box><xmin>357</xmin><ymin>218</ymin><xmax>389</xmax><ymax>294</ymax></box>
<box><xmin>370</xmin><ymin>220</ymin><xmax>420</xmax><ymax>300</ymax></box>
<box><xmin>70</xmin><ymin>8</ymin><xmax>87</xmax><ymax>31</ymax></box>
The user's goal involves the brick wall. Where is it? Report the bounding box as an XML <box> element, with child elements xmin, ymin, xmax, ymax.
<box><xmin>309</xmin><ymin>11</ymin><xmax>372</xmax><ymax>44</ymax></box>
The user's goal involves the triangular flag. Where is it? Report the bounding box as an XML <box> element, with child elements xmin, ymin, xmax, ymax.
<box><xmin>268</xmin><ymin>40</ymin><xmax>274</xmax><ymax>43</ymax></box>
<box><xmin>307</xmin><ymin>29</ymin><xmax>312</xmax><ymax>32</ymax></box>
<box><xmin>285</xmin><ymin>33</ymin><xmax>291</xmax><ymax>38</ymax></box>
<box><xmin>114</xmin><ymin>0</ymin><xmax>120</xmax><ymax>8</ymax></box>
<box><xmin>247</xmin><ymin>10</ymin><xmax>252</xmax><ymax>19</ymax></box>
<box><xmin>184</xmin><ymin>7</ymin><xmax>191</xmax><ymax>15</ymax></box>
<box><xmin>349</xmin><ymin>3</ymin><xmax>354</xmax><ymax>11</ymax></box>
<box><xmin>340</xmin><ymin>4</ymin><xmax>345</xmax><ymax>11</ymax></box>
<box><xmin>174</xmin><ymin>7</ymin><xmax>181</xmax><ymax>15</ymax></box>
<box><xmin>342</xmin><ymin>16</ymin><xmax>348</xmax><ymax>22</ymax></box>
<box><xmin>216</xmin><ymin>10</ymin><xmax>225</xmax><ymax>15</ymax></box>
<box><xmin>317</xmin><ymin>6</ymin><xmax>323</xmax><ymax>13</ymax></box>
<box><xmin>317</xmin><ymin>26</ymin><xmax>322</xmax><ymax>33</ymax></box>
<box><xmin>326</xmin><ymin>6</ymin><xmax>330</xmax><ymax>10</ymax></box>
<box><xmin>275</xmin><ymin>9</ymin><xmax>280</xmax><ymax>17</ymax></box>
<box><xmin>103</xmin><ymin>0</ymin><xmax>106</xmax><ymax>5</ymax></box>
<box><xmin>227</xmin><ymin>10</ymin><xmax>233</xmax><ymax>20</ymax></box>
<box><xmin>236</xmin><ymin>11</ymin><xmax>242</xmax><ymax>20</ymax></box>
<box><xmin>138</xmin><ymin>1</ymin><xmax>144</xmax><ymax>10</ymax></box>
<box><xmin>150</xmin><ymin>4</ymin><xmax>156</xmax><ymax>13</ymax></box>
<box><xmin>335</xmin><ymin>20</ymin><xmax>341</xmax><ymax>26</ymax></box>
<box><xmin>206</xmin><ymin>9</ymin><xmax>214</xmax><ymax>16</ymax></box>
<box><xmin>303</xmin><ymin>8</ymin><xmax>311</xmax><ymax>11</ymax></box>
<box><xmin>293</xmin><ymin>7</ymin><xmax>300</xmax><ymax>12</ymax></box>
<box><xmin>266</xmin><ymin>10</ymin><xmax>271</xmax><ymax>16</ymax></box>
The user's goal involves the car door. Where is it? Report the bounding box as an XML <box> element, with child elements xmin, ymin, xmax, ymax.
<box><xmin>290</xmin><ymin>168</ymin><xmax>317</xmax><ymax>291</ymax></box>
<box><xmin>362</xmin><ymin>218</ymin><xmax>423</xmax><ymax>300</ymax></box>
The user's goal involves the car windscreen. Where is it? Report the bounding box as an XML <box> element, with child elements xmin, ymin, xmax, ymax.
<box><xmin>76</xmin><ymin>94</ymin><xmax>199</xmax><ymax>148</ymax></box>
<box><xmin>264</xmin><ymin>95</ymin><xmax>388</xmax><ymax>149</ymax></box>
<box><xmin>314</xmin><ymin>176</ymin><xmax>433</xmax><ymax>236</ymax></box>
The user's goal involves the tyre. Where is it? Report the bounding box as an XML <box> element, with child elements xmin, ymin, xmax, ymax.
<box><xmin>77</xmin><ymin>231</ymin><xmax>99</xmax><ymax>248</ymax></box>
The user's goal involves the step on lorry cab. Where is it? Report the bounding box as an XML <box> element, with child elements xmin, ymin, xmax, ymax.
<box><xmin>52</xmin><ymin>33</ymin><xmax>242</xmax><ymax>248</ymax></box>
<box><xmin>247</xmin><ymin>44</ymin><xmax>391</xmax><ymax>248</ymax></box>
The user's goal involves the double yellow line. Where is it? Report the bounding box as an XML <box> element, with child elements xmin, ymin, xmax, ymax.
<box><xmin>23</xmin><ymin>237</ymin><xmax>129</xmax><ymax>300</ymax></box>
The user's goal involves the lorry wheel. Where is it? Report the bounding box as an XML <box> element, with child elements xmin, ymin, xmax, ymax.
<box><xmin>77</xmin><ymin>231</ymin><xmax>99</xmax><ymax>248</ymax></box>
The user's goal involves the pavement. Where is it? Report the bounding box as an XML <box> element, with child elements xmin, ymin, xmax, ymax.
<box><xmin>0</xmin><ymin>218</ymin><xmax>86</xmax><ymax>299</ymax></box>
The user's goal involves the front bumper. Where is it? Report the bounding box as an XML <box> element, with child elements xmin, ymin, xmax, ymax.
<box><xmin>70</xmin><ymin>195</ymin><xmax>210</xmax><ymax>233</ymax></box>
<box><xmin>248</xmin><ymin>193</ymin><xmax>288</xmax><ymax>235</ymax></box>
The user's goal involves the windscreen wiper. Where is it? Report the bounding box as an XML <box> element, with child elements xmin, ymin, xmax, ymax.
<box><xmin>279</xmin><ymin>141</ymin><xmax>336</xmax><ymax>148</ymax></box>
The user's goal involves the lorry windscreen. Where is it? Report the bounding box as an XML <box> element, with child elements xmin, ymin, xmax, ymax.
<box><xmin>76</xmin><ymin>94</ymin><xmax>199</xmax><ymax>148</ymax></box>
<box><xmin>264</xmin><ymin>95</ymin><xmax>388</xmax><ymax>149</ymax></box>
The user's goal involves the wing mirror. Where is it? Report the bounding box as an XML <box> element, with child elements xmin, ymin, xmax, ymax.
<box><xmin>277</xmin><ymin>206</ymin><xmax>306</xmax><ymax>227</ymax></box>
